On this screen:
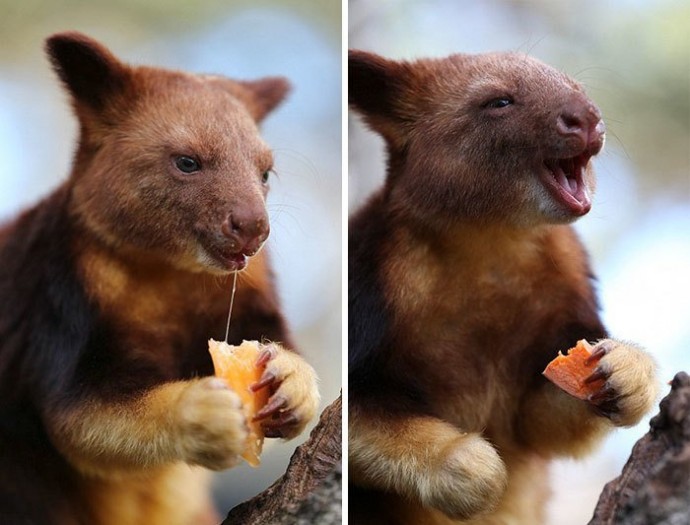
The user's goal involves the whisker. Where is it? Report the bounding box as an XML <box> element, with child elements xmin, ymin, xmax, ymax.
<box><xmin>573</xmin><ymin>66</ymin><xmax>620</xmax><ymax>77</ymax></box>
<box><xmin>512</xmin><ymin>35</ymin><xmax>547</xmax><ymax>58</ymax></box>
<box><xmin>268</xmin><ymin>202</ymin><xmax>302</xmax><ymax>212</ymax></box>
<box><xmin>604</xmin><ymin>129</ymin><xmax>631</xmax><ymax>161</ymax></box>
<box><xmin>525</xmin><ymin>36</ymin><xmax>547</xmax><ymax>57</ymax></box>
<box><xmin>272</xmin><ymin>148</ymin><xmax>321</xmax><ymax>182</ymax></box>
<box><xmin>603</xmin><ymin>116</ymin><xmax>624</xmax><ymax>125</ymax></box>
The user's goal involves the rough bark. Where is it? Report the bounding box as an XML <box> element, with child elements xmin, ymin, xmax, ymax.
<box><xmin>589</xmin><ymin>371</ymin><xmax>690</xmax><ymax>525</ymax></box>
<box><xmin>222</xmin><ymin>395</ymin><xmax>342</xmax><ymax>525</ymax></box>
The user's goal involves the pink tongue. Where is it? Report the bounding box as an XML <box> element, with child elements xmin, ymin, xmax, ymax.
<box><xmin>554</xmin><ymin>161</ymin><xmax>589</xmax><ymax>205</ymax></box>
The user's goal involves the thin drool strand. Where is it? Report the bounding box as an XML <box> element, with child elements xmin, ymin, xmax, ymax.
<box><xmin>224</xmin><ymin>271</ymin><xmax>238</xmax><ymax>343</ymax></box>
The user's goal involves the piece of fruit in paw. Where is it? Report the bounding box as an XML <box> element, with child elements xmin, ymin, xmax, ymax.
<box><xmin>208</xmin><ymin>339</ymin><xmax>270</xmax><ymax>467</ymax></box>
<box><xmin>543</xmin><ymin>339</ymin><xmax>605</xmax><ymax>400</ymax></box>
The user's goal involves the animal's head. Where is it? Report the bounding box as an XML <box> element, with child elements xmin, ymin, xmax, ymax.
<box><xmin>349</xmin><ymin>50</ymin><xmax>605</xmax><ymax>230</ymax></box>
<box><xmin>47</xmin><ymin>32</ymin><xmax>289</xmax><ymax>273</ymax></box>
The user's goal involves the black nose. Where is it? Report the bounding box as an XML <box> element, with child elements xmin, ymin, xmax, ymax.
<box><xmin>221</xmin><ymin>207</ymin><xmax>270</xmax><ymax>256</ymax></box>
<box><xmin>556</xmin><ymin>98</ymin><xmax>605</xmax><ymax>155</ymax></box>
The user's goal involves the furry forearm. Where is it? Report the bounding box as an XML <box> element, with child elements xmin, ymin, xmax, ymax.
<box><xmin>46</xmin><ymin>381</ymin><xmax>192</xmax><ymax>476</ymax></box>
<box><xmin>46</xmin><ymin>376</ymin><xmax>252</xmax><ymax>477</ymax></box>
<box><xmin>350</xmin><ymin>406</ymin><xmax>507</xmax><ymax>520</ymax></box>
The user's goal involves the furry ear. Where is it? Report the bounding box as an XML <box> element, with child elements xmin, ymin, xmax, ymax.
<box><xmin>349</xmin><ymin>50</ymin><xmax>412</xmax><ymax>118</ymax></box>
<box><xmin>238</xmin><ymin>77</ymin><xmax>290</xmax><ymax>122</ymax></box>
<box><xmin>349</xmin><ymin>50</ymin><xmax>414</xmax><ymax>147</ymax></box>
<box><xmin>45</xmin><ymin>32</ymin><xmax>128</xmax><ymax>110</ymax></box>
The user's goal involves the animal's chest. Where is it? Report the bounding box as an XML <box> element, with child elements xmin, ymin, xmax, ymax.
<box><xmin>394</xmin><ymin>250</ymin><xmax>556</xmax><ymax>349</ymax></box>
<box><xmin>436</xmin><ymin>262</ymin><xmax>538</xmax><ymax>329</ymax></box>
<box><xmin>81</xmin><ymin>465</ymin><xmax>217</xmax><ymax>525</ymax></box>
<box><xmin>386</xmin><ymin>243</ymin><xmax>575</xmax><ymax>426</ymax></box>
<box><xmin>80</xmin><ymin>264</ymin><xmax>230</xmax><ymax>387</ymax></box>
<box><xmin>111</xmin><ymin>314</ymin><xmax>217</xmax><ymax>377</ymax></box>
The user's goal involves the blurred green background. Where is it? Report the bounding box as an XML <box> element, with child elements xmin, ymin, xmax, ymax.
<box><xmin>0</xmin><ymin>0</ymin><xmax>341</xmax><ymax>514</ymax></box>
<box><xmin>349</xmin><ymin>1</ymin><xmax>689</xmax><ymax>524</ymax></box>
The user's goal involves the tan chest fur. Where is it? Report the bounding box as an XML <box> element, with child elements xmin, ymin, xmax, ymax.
<box><xmin>381</xmin><ymin>223</ymin><xmax>590</xmax><ymax>432</ymax></box>
<box><xmin>71</xmin><ymin>241</ymin><xmax>273</xmax><ymax>522</ymax></box>
<box><xmin>76</xmin><ymin>239</ymin><xmax>271</xmax><ymax>346</ymax></box>
<box><xmin>81</xmin><ymin>465</ymin><xmax>217</xmax><ymax>525</ymax></box>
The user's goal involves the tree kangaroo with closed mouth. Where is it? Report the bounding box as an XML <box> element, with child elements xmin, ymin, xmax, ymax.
<box><xmin>0</xmin><ymin>32</ymin><xmax>319</xmax><ymax>525</ymax></box>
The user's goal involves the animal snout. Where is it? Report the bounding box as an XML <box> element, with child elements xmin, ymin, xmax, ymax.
<box><xmin>221</xmin><ymin>207</ymin><xmax>270</xmax><ymax>257</ymax></box>
<box><xmin>556</xmin><ymin>99</ymin><xmax>605</xmax><ymax>155</ymax></box>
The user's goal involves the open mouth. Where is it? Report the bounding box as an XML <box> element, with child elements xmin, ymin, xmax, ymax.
<box><xmin>541</xmin><ymin>152</ymin><xmax>592</xmax><ymax>216</ymax></box>
<box><xmin>203</xmin><ymin>243</ymin><xmax>249</xmax><ymax>272</ymax></box>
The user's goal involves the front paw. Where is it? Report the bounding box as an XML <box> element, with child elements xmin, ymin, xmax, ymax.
<box><xmin>584</xmin><ymin>339</ymin><xmax>659</xmax><ymax>426</ymax></box>
<box><xmin>175</xmin><ymin>377</ymin><xmax>248</xmax><ymax>470</ymax></box>
<box><xmin>250</xmin><ymin>344</ymin><xmax>319</xmax><ymax>439</ymax></box>
<box><xmin>427</xmin><ymin>433</ymin><xmax>507</xmax><ymax>519</ymax></box>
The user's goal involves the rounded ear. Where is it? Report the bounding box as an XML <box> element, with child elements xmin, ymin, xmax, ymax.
<box><xmin>349</xmin><ymin>50</ymin><xmax>414</xmax><ymax>148</ymax></box>
<box><xmin>349</xmin><ymin>49</ymin><xmax>405</xmax><ymax>119</ymax></box>
<box><xmin>238</xmin><ymin>77</ymin><xmax>291</xmax><ymax>122</ymax></box>
<box><xmin>45</xmin><ymin>31</ymin><xmax>128</xmax><ymax>111</ymax></box>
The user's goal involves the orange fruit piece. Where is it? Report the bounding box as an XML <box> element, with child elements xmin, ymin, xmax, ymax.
<box><xmin>208</xmin><ymin>339</ymin><xmax>270</xmax><ymax>467</ymax></box>
<box><xmin>543</xmin><ymin>340</ymin><xmax>605</xmax><ymax>400</ymax></box>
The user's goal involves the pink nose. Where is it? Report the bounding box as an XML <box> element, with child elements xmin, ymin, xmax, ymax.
<box><xmin>556</xmin><ymin>100</ymin><xmax>605</xmax><ymax>155</ymax></box>
<box><xmin>221</xmin><ymin>208</ymin><xmax>270</xmax><ymax>256</ymax></box>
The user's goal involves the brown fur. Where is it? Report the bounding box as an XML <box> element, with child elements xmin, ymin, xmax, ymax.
<box><xmin>0</xmin><ymin>32</ymin><xmax>319</xmax><ymax>525</ymax></box>
<box><xmin>348</xmin><ymin>50</ymin><xmax>658</xmax><ymax>524</ymax></box>
<box><xmin>81</xmin><ymin>466</ymin><xmax>217</xmax><ymax>525</ymax></box>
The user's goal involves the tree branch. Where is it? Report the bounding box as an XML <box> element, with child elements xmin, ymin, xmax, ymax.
<box><xmin>589</xmin><ymin>371</ymin><xmax>690</xmax><ymax>525</ymax></box>
<box><xmin>222</xmin><ymin>395</ymin><xmax>342</xmax><ymax>525</ymax></box>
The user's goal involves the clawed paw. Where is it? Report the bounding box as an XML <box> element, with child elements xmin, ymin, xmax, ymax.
<box><xmin>175</xmin><ymin>377</ymin><xmax>248</xmax><ymax>470</ymax></box>
<box><xmin>582</xmin><ymin>339</ymin><xmax>658</xmax><ymax>427</ymax></box>
<box><xmin>583</xmin><ymin>340</ymin><xmax>620</xmax><ymax>418</ymax></box>
<box><xmin>249</xmin><ymin>344</ymin><xmax>319</xmax><ymax>439</ymax></box>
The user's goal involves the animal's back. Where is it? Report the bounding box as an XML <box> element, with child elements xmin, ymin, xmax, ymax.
<box><xmin>0</xmin><ymin>189</ymin><xmax>86</xmax><ymax>524</ymax></box>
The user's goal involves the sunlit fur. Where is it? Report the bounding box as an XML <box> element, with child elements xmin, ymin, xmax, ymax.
<box><xmin>348</xmin><ymin>50</ymin><xmax>658</xmax><ymax>525</ymax></box>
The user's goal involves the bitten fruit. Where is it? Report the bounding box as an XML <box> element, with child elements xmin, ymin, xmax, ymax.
<box><xmin>208</xmin><ymin>339</ymin><xmax>270</xmax><ymax>466</ymax></box>
<box><xmin>543</xmin><ymin>340</ymin><xmax>605</xmax><ymax>400</ymax></box>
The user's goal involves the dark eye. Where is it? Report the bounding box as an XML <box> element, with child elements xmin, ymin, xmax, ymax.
<box><xmin>174</xmin><ymin>156</ymin><xmax>201</xmax><ymax>174</ymax></box>
<box><xmin>261</xmin><ymin>170</ymin><xmax>270</xmax><ymax>184</ymax></box>
<box><xmin>483</xmin><ymin>97</ymin><xmax>514</xmax><ymax>109</ymax></box>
